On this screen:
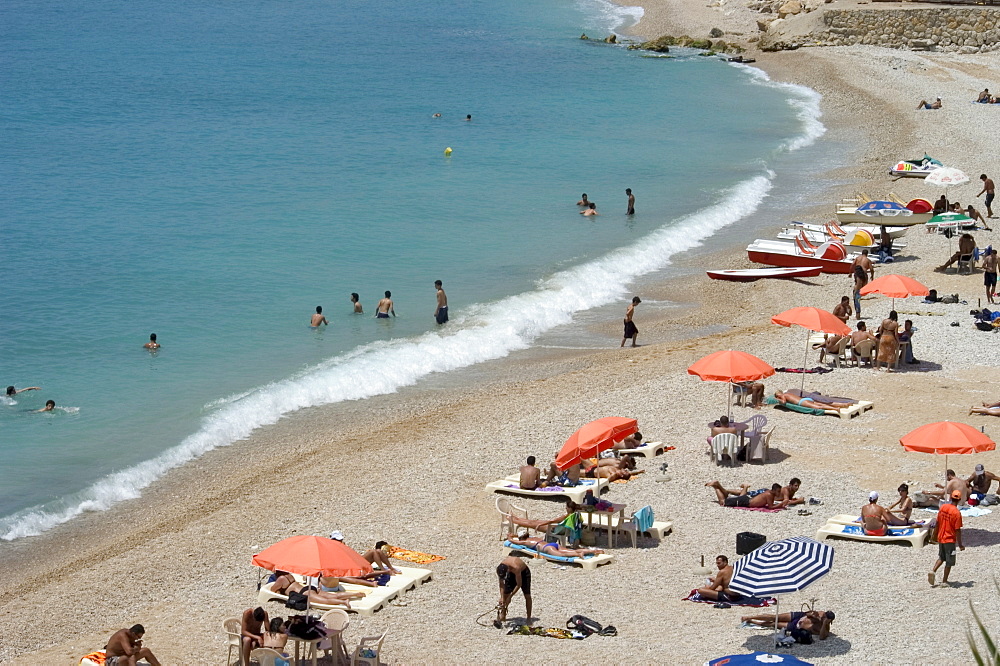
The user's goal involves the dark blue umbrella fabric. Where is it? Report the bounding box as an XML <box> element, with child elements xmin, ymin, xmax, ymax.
<box><xmin>728</xmin><ymin>536</ymin><xmax>834</xmax><ymax>597</ymax></box>
<box><xmin>707</xmin><ymin>652</ymin><xmax>813</xmax><ymax>666</ymax></box>
<box><xmin>857</xmin><ymin>200</ymin><xmax>912</xmax><ymax>217</ymax></box>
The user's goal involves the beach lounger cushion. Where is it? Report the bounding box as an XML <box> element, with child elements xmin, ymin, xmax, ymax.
<box><xmin>815</xmin><ymin>521</ymin><xmax>928</xmax><ymax>547</ymax></box>
<box><xmin>485</xmin><ymin>476</ymin><xmax>609</xmax><ymax>503</ymax></box>
<box><xmin>503</xmin><ymin>540</ymin><xmax>614</xmax><ymax>570</ymax></box>
<box><xmin>616</xmin><ymin>441</ymin><xmax>667</xmax><ymax>457</ymax></box>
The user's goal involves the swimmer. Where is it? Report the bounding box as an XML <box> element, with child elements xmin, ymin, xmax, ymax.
<box><xmin>376</xmin><ymin>291</ymin><xmax>396</xmax><ymax>318</ymax></box>
<box><xmin>434</xmin><ymin>280</ymin><xmax>448</xmax><ymax>325</ymax></box>
<box><xmin>580</xmin><ymin>202</ymin><xmax>598</xmax><ymax>216</ymax></box>
<box><xmin>144</xmin><ymin>333</ymin><xmax>160</xmax><ymax>350</ymax></box>
<box><xmin>577</xmin><ymin>193</ymin><xmax>591</xmax><ymax>207</ymax></box>
<box><xmin>432</xmin><ymin>113</ymin><xmax>441</xmax><ymax>118</ymax></box>
<box><xmin>625</xmin><ymin>188</ymin><xmax>635</xmax><ymax>215</ymax></box>
<box><xmin>36</xmin><ymin>400</ymin><xmax>56</xmax><ymax>412</ymax></box>
<box><xmin>465</xmin><ymin>114</ymin><xmax>472</xmax><ymax>121</ymax></box>
<box><xmin>311</xmin><ymin>306</ymin><xmax>329</xmax><ymax>327</ymax></box>
<box><xmin>6</xmin><ymin>386</ymin><xmax>41</xmax><ymax>397</ymax></box>
<box><xmin>350</xmin><ymin>293</ymin><xmax>363</xmax><ymax>313</ymax></box>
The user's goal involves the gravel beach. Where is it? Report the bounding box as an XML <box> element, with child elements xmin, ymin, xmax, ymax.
<box><xmin>2</xmin><ymin>8</ymin><xmax>1000</xmax><ymax>666</ymax></box>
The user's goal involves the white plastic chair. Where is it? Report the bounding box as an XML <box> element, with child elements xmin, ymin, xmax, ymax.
<box><xmin>249</xmin><ymin>647</ymin><xmax>287</xmax><ymax>666</ymax></box>
<box><xmin>852</xmin><ymin>338</ymin><xmax>875</xmax><ymax>367</ymax></box>
<box><xmin>223</xmin><ymin>617</ymin><xmax>244</xmax><ymax>666</ymax></box>
<box><xmin>351</xmin><ymin>630</ymin><xmax>388</xmax><ymax>666</ymax></box>
<box><xmin>957</xmin><ymin>253</ymin><xmax>974</xmax><ymax>275</ymax></box>
<box><xmin>711</xmin><ymin>433</ymin><xmax>739</xmax><ymax>466</ymax></box>
<box><xmin>748</xmin><ymin>426</ymin><xmax>775</xmax><ymax>464</ymax></box>
<box><xmin>496</xmin><ymin>496</ymin><xmax>528</xmax><ymax>539</ymax></box>
<box><xmin>318</xmin><ymin>609</ymin><xmax>351</xmax><ymax>664</ymax></box>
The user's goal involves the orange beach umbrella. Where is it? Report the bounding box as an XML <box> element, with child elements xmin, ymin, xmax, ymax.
<box><xmin>688</xmin><ymin>350</ymin><xmax>775</xmax><ymax>417</ymax></box>
<box><xmin>860</xmin><ymin>274</ymin><xmax>929</xmax><ymax>310</ymax></box>
<box><xmin>771</xmin><ymin>307</ymin><xmax>851</xmax><ymax>392</ymax></box>
<box><xmin>555</xmin><ymin>416</ymin><xmax>637</xmax><ymax>470</ymax></box>
<box><xmin>252</xmin><ymin>535</ymin><xmax>374</xmax><ymax>578</ymax></box>
<box><xmin>900</xmin><ymin>421</ymin><xmax>995</xmax><ymax>473</ymax></box>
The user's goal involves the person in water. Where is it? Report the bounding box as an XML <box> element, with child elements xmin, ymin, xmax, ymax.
<box><xmin>625</xmin><ymin>188</ymin><xmax>635</xmax><ymax>215</ymax></box>
<box><xmin>144</xmin><ymin>333</ymin><xmax>160</xmax><ymax>350</ymax></box>
<box><xmin>376</xmin><ymin>291</ymin><xmax>396</xmax><ymax>318</ymax></box>
<box><xmin>310</xmin><ymin>306</ymin><xmax>329</xmax><ymax>327</ymax></box>
<box><xmin>350</xmin><ymin>293</ymin><xmax>363</xmax><ymax>313</ymax></box>
<box><xmin>6</xmin><ymin>386</ymin><xmax>41</xmax><ymax>397</ymax></box>
<box><xmin>434</xmin><ymin>280</ymin><xmax>448</xmax><ymax>325</ymax></box>
<box><xmin>36</xmin><ymin>400</ymin><xmax>56</xmax><ymax>412</ymax></box>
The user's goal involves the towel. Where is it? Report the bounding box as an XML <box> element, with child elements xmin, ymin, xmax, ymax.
<box><xmin>919</xmin><ymin>506</ymin><xmax>992</xmax><ymax>517</ymax></box>
<box><xmin>729</xmin><ymin>505</ymin><xmax>784</xmax><ymax>513</ymax></box>
<box><xmin>508</xmin><ymin>625</ymin><xmax>583</xmax><ymax>639</ymax></box>
<box><xmin>765</xmin><ymin>396</ymin><xmax>827</xmax><ymax>415</ymax></box>
<box><xmin>387</xmin><ymin>546</ymin><xmax>445</xmax><ymax>564</ymax></box>
<box><xmin>504</xmin><ymin>540</ymin><xmax>594</xmax><ymax>562</ymax></box>
<box><xmin>682</xmin><ymin>590</ymin><xmax>776</xmax><ymax>607</ymax></box>
<box><xmin>775</xmin><ymin>366</ymin><xmax>833</xmax><ymax>374</ymax></box>
<box><xmin>838</xmin><ymin>524</ymin><xmax>915</xmax><ymax>536</ymax></box>
<box><xmin>505</xmin><ymin>483</ymin><xmax>564</xmax><ymax>492</ymax></box>
<box><xmin>632</xmin><ymin>505</ymin><xmax>654</xmax><ymax>532</ymax></box>
<box><xmin>79</xmin><ymin>653</ymin><xmax>106</xmax><ymax>666</ymax></box>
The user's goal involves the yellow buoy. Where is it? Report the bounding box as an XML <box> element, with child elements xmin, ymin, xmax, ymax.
<box><xmin>444</xmin><ymin>147</ymin><xmax>452</xmax><ymax>156</ymax></box>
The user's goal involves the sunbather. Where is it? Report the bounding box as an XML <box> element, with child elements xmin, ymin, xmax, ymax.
<box><xmin>508</xmin><ymin>530</ymin><xmax>605</xmax><ymax>557</ymax></box>
<box><xmin>773</xmin><ymin>391</ymin><xmax>852</xmax><ymax>412</ymax></box>
<box><xmin>742</xmin><ymin>610</ymin><xmax>835</xmax><ymax>640</ymax></box>
<box><xmin>613</xmin><ymin>432</ymin><xmax>643</xmax><ymax>452</ymax></box>
<box><xmin>545</xmin><ymin>461</ymin><xmax>582</xmax><ymax>486</ymax></box>
<box><xmin>705</xmin><ymin>481</ymin><xmax>788</xmax><ymax>509</ymax></box>
<box><xmin>105</xmin><ymin>624</ymin><xmax>162</xmax><ymax>666</ymax></box>
<box><xmin>861</xmin><ymin>491</ymin><xmax>891</xmax><ymax>535</ymax></box>
<box><xmin>885</xmin><ymin>483</ymin><xmax>923</xmax><ymax>525</ymax></box>
<box><xmin>735</xmin><ymin>381</ymin><xmax>765</xmax><ymax>409</ymax></box>
<box><xmin>970</xmin><ymin>402</ymin><xmax>1000</xmax><ymax>416</ymax></box>
<box><xmin>271</xmin><ymin>571</ymin><xmax>355</xmax><ymax>608</ymax></box>
<box><xmin>584</xmin><ymin>463</ymin><xmax>645</xmax><ymax>482</ymax></box>
<box><xmin>520</xmin><ymin>456</ymin><xmax>545</xmax><ymax>489</ymax></box>
<box><xmin>318</xmin><ymin>576</ymin><xmax>369</xmax><ymax>596</ymax></box>
<box><xmin>509</xmin><ymin>501</ymin><xmax>579</xmax><ymax>532</ymax></box>
<box><xmin>781</xmin><ymin>478</ymin><xmax>804</xmax><ymax>506</ymax></box>
<box><xmin>696</xmin><ymin>555</ymin><xmax>743</xmax><ymax>602</ymax></box>
<box><xmin>363</xmin><ymin>541</ymin><xmax>401</xmax><ymax>574</ymax></box>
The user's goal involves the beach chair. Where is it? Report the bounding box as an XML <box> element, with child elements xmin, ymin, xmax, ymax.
<box><xmin>616</xmin><ymin>440</ymin><xmax>667</xmax><ymax>457</ymax></box>
<box><xmin>617</xmin><ymin>505</ymin><xmax>674</xmax><ymax>547</ymax></box>
<box><xmin>318</xmin><ymin>609</ymin><xmax>351</xmax><ymax>665</ymax></box>
<box><xmin>257</xmin><ymin>581</ymin><xmax>399</xmax><ymax>618</ymax></box>
<box><xmin>818</xmin><ymin>336</ymin><xmax>850</xmax><ymax>368</ymax></box>
<box><xmin>351</xmin><ymin>630</ymin><xmax>388</xmax><ymax>666</ymax></box>
<box><xmin>957</xmin><ymin>253</ymin><xmax>974</xmax><ymax>275</ymax></box>
<box><xmin>732</xmin><ymin>383</ymin><xmax>749</xmax><ymax>407</ymax></box>
<box><xmin>503</xmin><ymin>540</ymin><xmax>615</xmax><ymax>570</ymax></box>
<box><xmin>747</xmin><ymin>426</ymin><xmax>775</xmax><ymax>464</ymax></box>
<box><xmin>485</xmin><ymin>475</ymin><xmax>609</xmax><ymax>504</ymax></box>
<box><xmin>711</xmin><ymin>433</ymin><xmax>739</xmax><ymax>466</ymax></box>
<box><xmin>249</xmin><ymin>648</ymin><xmax>287</xmax><ymax>666</ymax></box>
<box><xmin>815</xmin><ymin>521</ymin><xmax>929</xmax><ymax>548</ymax></box>
<box><xmin>223</xmin><ymin>617</ymin><xmax>245</xmax><ymax>666</ymax></box>
<box><xmin>852</xmin><ymin>338</ymin><xmax>875</xmax><ymax>367</ymax></box>
<box><xmin>495</xmin><ymin>496</ymin><xmax>528</xmax><ymax>540</ymax></box>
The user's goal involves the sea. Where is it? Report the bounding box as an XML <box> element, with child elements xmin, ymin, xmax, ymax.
<box><xmin>0</xmin><ymin>0</ymin><xmax>836</xmax><ymax>540</ymax></box>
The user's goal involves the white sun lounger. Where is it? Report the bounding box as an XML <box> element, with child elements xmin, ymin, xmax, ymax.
<box><xmin>289</xmin><ymin>567</ymin><xmax>432</xmax><ymax>592</ymax></box>
<box><xmin>258</xmin><ymin>580</ymin><xmax>400</xmax><ymax>617</ymax></box>
<box><xmin>615</xmin><ymin>441</ymin><xmax>667</xmax><ymax>457</ymax></box>
<box><xmin>485</xmin><ymin>475</ymin><xmax>609</xmax><ymax>503</ymax></box>
<box><xmin>826</xmin><ymin>513</ymin><xmax>926</xmax><ymax>527</ymax></box>
<box><xmin>837</xmin><ymin>400</ymin><xmax>874</xmax><ymax>420</ymax></box>
<box><xmin>815</xmin><ymin>521</ymin><xmax>928</xmax><ymax>548</ymax></box>
<box><xmin>503</xmin><ymin>540</ymin><xmax>615</xmax><ymax>571</ymax></box>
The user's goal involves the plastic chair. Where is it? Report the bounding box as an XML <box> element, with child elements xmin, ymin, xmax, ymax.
<box><xmin>818</xmin><ymin>336</ymin><xmax>850</xmax><ymax>367</ymax></box>
<box><xmin>249</xmin><ymin>648</ymin><xmax>287</xmax><ymax>666</ymax></box>
<box><xmin>351</xmin><ymin>630</ymin><xmax>388</xmax><ymax>666</ymax></box>
<box><xmin>224</xmin><ymin>617</ymin><xmax>244</xmax><ymax>666</ymax></box>
<box><xmin>748</xmin><ymin>426</ymin><xmax>775</xmax><ymax>464</ymax></box>
<box><xmin>732</xmin><ymin>383</ymin><xmax>748</xmax><ymax>407</ymax></box>
<box><xmin>496</xmin><ymin>496</ymin><xmax>529</xmax><ymax>539</ymax></box>
<box><xmin>852</xmin><ymin>338</ymin><xmax>875</xmax><ymax>367</ymax></box>
<box><xmin>318</xmin><ymin>609</ymin><xmax>350</xmax><ymax>664</ymax></box>
<box><xmin>711</xmin><ymin>433</ymin><xmax>739</xmax><ymax>466</ymax></box>
<box><xmin>957</xmin><ymin>253</ymin><xmax>974</xmax><ymax>275</ymax></box>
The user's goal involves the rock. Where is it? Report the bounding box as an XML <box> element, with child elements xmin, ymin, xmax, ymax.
<box><xmin>639</xmin><ymin>35</ymin><xmax>674</xmax><ymax>52</ymax></box>
<box><xmin>777</xmin><ymin>0</ymin><xmax>802</xmax><ymax>18</ymax></box>
<box><xmin>605</xmin><ymin>34</ymin><xmax>617</xmax><ymax>43</ymax></box>
<box><xmin>689</xmin><ymin>38</ymin><xmax>713</xmax><ymax>49</ymax></box>
<box><xmin>713</xmin><ymin>39</ymin><xmax>728</xmax><ymax>50</ymax></box>
<box><xmin>757</xmin><ymin>19</ymin><xmax>771</xmax><ymax>31</ymax></box>
<box><xmin>709</xmin><ymin>27</ymin><xmax>725</xmax><ymax>37</ymax></box>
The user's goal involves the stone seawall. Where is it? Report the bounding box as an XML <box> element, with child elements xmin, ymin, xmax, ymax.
<box><xmin>762</xmin><ymin>7</ymin><xmax>1000</xmax><ymax>52</ymax></box>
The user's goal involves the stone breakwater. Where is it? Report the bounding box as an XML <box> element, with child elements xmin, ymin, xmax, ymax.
<box><xmin>764</xmin><ymin>7</ymin><xmax>1000</xmax><ymax>52</ymax></box>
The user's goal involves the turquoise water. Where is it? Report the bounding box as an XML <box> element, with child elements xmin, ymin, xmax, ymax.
<box><xmin>0</xmin><ymin>0</ymin><xmax>821</xmax><ymax>538</ymax></box>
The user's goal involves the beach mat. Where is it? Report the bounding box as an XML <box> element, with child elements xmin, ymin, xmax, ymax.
<box><xmin>388</xmin><ymin>545</ymin><xmax>446</xmax><ymax>564</ymax></box>
<box><xmin>508</xmin><ymin>625</ymin><xmax>582</xmax><ymax>639</ymax></box>
<box><xmin>683</xmin><ymin>590</ymin><xmax>776</xmax><ymax>607</ymax></box>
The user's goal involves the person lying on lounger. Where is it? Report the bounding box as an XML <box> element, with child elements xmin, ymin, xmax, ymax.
<box><xmin>271</xmin><ymin>571</ymin><xmax>358</xmax><ymax>607</ymax></box>
<box><xmin>508</xmin><ymin>529</ymin><xmax>604</xmax><ymax>557</ymax></box>
<box><xmin>742</xmin><ymin>610</ymin><xmax>835</xmax><ymax>639</ymax></box>
<box><xmin>970</xmin><ymin>400</ymin><xmax>1000</xmax><ymax>417</ymax></box>
<box><xmin>583</xmin><ymin>456</ymin><xmax>645</xmax><ymax>482</ymax></box>
<box><xmin>613</xmin><ymin>432</ymin><xmax>644</xmax><ymax>452</ymax></box>
<box><xmin>509</xmin><ymin>501</ymin><xmax>579</xmax><ymax>532</ymax></box>
<box><xmin>696</xmin><ymin>555</ymin><xmax>743</xmax><ymax>602</ymax></box>
<box><xmin>545</xmin><ymin>461</ymin><xmax>582</xmax><ymax>487</ymax></box>
<box><xmin>705</xmin><ymin>481</ymin><xmax>788</xmax><ymax>509</ymax></box>
<box><xmin>772</xmin><ymin>391</ymin><xmax>853</xmax><ymax>412</ymax></box>
<box><xmin>861</xmin><ymin>491</ymin><xmax>892</xmax><ymax>535</ymax></box>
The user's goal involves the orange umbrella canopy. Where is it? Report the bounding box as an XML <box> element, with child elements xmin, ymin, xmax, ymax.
<box><xmin>555</xmin><ymin>417</ymin><xmax>637</xmax><ymax>470</ymax></box>
<box><xmin>860</xmin><ymin>274</ymin><xmax>929</xmax><ymax>299</ymax></box>
<box><xmin>252</xmin><ymin>535</ymin><xmax>374</xmax><ymax>578</ymax></box>
<box><xmin>688</xmin><ymin>350</ymin><xmax>775</xmax><ymax>383</ymax></box>
<box><xmin>900</xmin><ymin>421</ymin><xmax>996</xmax><ymax>455</ymax></box>
<box><xmin>771</xmin><ymin>306</ymin><xmax>850</xmax><ymax>336</ymax></box>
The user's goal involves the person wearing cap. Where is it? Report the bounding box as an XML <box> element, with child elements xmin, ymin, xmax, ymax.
<box><xmin>916</xmin><ymin>97</ymin><xmax>942</xmax><ymax>110</ymax></box>
<box><xmin>967</xmin><ymin>464</ymin><xmax>1000</xmax><ymax>503</ymax></box>
<box><xmin>621</xmin><ymin>296</ymin><xmax>641</xmax><ymax>348</ymax></box>
<box><xmin>928</xmin><ymin>490</ymin><xmax>964</xmax><ymax>586</ymax></box>
<box><xmin>860</xmin><ymin>491</ymin><xmax>892</xmax><ymax>536</ymax></box>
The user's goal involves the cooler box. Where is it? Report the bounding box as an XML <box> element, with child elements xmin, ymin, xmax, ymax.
<box><xmin>737</xmin><ymin>531</ymin><xmax>767</xmax><ymax>555</ymax></box>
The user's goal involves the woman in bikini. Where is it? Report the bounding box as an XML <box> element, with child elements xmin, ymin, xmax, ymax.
<box><xmin>271</xmin><ymin>571</ymin><xmax>358</xmax><ymax>607</ymax></box>
<box><xmin>507</xmin><ymin>531</ymin><xmax>604</xmax><ymax>558</ymax></box>
<box><xmin>772</xmin><ymin>391</ymin><xmax>853</xmax><ymax>411</ymax></box>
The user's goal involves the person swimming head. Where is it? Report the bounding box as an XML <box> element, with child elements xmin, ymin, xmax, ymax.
<box><xmin>351</xmin><ymin>293</ymin><xmax>360</xmax><ymax>303</ymax></box>
<box><xmin>149</xmin><ymin>333</ymin><xmax>157</xmax><ymax>343</ymax></box>
<box><xmin>465</xmin><ymin>114</ymin><xmax>472</xmax><ymax>121</ymax></box>
<box><xmin>6</xmin><ymin>386</ymin><xmax>15</xmax><ymax>397</ymax></box>
<box><xmin>385</xmin><ymin>290</ymin><xmax>391</xmax><ymax>298</ymax></box>
<box><xmin>316</xmin><ymin>306</ymin><xmax>323</xmax><ymax>314</ymax></box>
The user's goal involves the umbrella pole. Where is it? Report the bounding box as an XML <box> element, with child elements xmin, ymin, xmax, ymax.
<box><xmin>801</xmin><ymin>332</ymin><xmax>810</xmax><ymax>393</ymax></box>
<box><xmin>728</xmin><ymin>382</ymin><xmax>733</xmax><ymax>420</ymax></box>
<box><xmin>774</xmin><ymin>597</ymin><xmax>781</xmax><ymax>646</ymax></box>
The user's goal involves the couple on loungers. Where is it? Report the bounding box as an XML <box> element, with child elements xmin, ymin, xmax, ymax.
<box><xmin>772</xmin><ymin>391</ymin><xmax>853</xmax><ymax>413</ymax></box>
<box><xmin>861</xmin><ymin>485</ymin><xmax>924</xmax><ymax>535</ymax></box>
<box><xmin>508</xmin><ymin>528</ymin><xmax>604</xmax><ymax>558</ymax></box>
<box><xmin>705</xmin><ymin>478</ymin><xmax>803</xmax><ymax>509</ymax></box>
<box><xmin>270</xmin><ymin>572</ymin><xmax>364</xmax><ymax>608</ymax></box>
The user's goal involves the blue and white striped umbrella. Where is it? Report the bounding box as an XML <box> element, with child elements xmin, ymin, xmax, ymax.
<box><xmin>729</xmin><ymin>536</ymin><xmax>833</xmax><ymax>597</ymax></box>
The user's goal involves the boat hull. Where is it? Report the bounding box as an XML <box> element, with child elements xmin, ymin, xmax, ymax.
<box><xmin>747</xmin><ymin>241</ymin><xmax>856</xmax><ymax>274</ymax></box>
<box><xmin>707</xmin><ymin>267</ymin><xmax>823</xmax><ymax>282</ymax></box>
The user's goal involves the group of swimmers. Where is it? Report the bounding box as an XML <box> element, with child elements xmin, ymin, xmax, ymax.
<box><xmin>4</xmin><ymin>385</ymin><xmax>56</xmax><ymax>412</ymax></box>
<box><xmin>576</xmin><ymin>188</ymin><xmax>636</xmax><ymax>217</ymax></box>
<box><xmin>310</xmin><ymin>281</ymin><xmax>449</xmax><ymax>326</ymax></box>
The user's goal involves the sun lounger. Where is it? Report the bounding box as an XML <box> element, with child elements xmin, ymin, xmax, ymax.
<box><xmin>258</xmin><ymin>580</ymin><xmax>401</xmax><ymax>617</ymax></box>
<box><xmin>765</xmin><ymin>395</ymin><xmax>874</xmax><ymax>419</ymax></box>
<box><xmin>815</xmin><ymin>521</ymin><xmax>928</xmax><ymax>548</ymax></box>
<box><xmin>485</xmin><ymin>475</ymin><xmax>609</xmax><ymax>503</ymax></box>
<box><xmin>503</xmin><ymin>540</ymin><xmax>615</xmax><ymax>570</ymax></box>
<box><xmin>288</xmin><ymin>567</ymin><xmax>432</xmax><ymax>592</ymax></box>
<box><xmin>826</xmin><ymin>513</ymin><xmax>925</xmax><ymax>527</ymax></box>
<box><xmin>616</xmin><ymin>440</ymin><xmax>667</xmax><ymax>457</ymax></box>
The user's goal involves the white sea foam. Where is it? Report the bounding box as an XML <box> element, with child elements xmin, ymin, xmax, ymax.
<box><xmin>578</xmin><ymin>0</ymin><xmax>643</xmax><ymax>34</ymax></box>
<box><xmin>735</xmin><ymin>64</ymin><xmax>826</xmax><ymax>152</ymax></box>
<box><xmin>0</xmin><ymin>174</ymin><xmax>774</xmax><ymax>541</ymax></box>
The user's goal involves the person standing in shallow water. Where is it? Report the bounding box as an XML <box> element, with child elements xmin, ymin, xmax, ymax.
<box><xmin>376</xmin><ymin>291</ymin><xmax>395</xmax><ymax>318</ymax></box>
<box><xmin>144</xmin><ymin>333</ymin><xmax>160</xmax><ymax>349</ymax></box>
<box><xmin>350</xmin><ymin>293</ymin><xmax>363</xmax><ymax>313</ymax></box>
<box><xmin>311</xmin><ymin>306</ymin><xmax>329</xmax><ymax>327</ymax></box>
<box><xmin>434</xmin><ymin>280</ymin><xmax>448</xmax><ymax>324</ymax></box>
<box><xmin>621</xmin><ymin>296</ymin><xmax>640</xmax><ymax>347</ymax></box>
<box><xmin>625</xmin><ymin>188</ymin><xmax>635</xmax><ymax>215</ymax></box>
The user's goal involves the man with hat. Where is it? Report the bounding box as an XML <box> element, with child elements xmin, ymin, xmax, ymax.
<box><xmin>928</xmin><ymin>490</ymin><xmax>964</xmax><ymax>587</ymax></box>
<box><xmin>967</xmin><ymin>464</ymin><xmax>1000</xmax><ymax>505</ymax></box>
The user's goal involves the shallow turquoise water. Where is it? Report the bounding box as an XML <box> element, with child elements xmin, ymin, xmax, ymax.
<box><xmin>0</xmin><ymin>0</ymin><xmax>817</xmax><ymax>537</ymax></box>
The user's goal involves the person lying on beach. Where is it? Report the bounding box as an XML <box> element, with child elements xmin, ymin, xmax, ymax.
<box><xmin>580</xmin><ymin>202</ymin><xmax>598</xmax><ymax>216</ymax></box>
<box><xmin>271</xmin><ymin>571</ymin><xmax>355</xmax><ymax>607</ymax></box>
<box><xmin>261</xmin><ymin>617</ymin><xmax>289</xmax><ymax>652</ymax></box>
<box><xmin>577</xmin><ymin>193</ymin><xmax>592</xmax><ymax>207</ymax></box>
<box><xmin>509</xmin><ymin>500</ymin><xmax>579</xmax><ymax>532</ymax></box>
<box><xmin>772</xmin><ymin>391</ymin><xmax>852</xmax><ymax>412</ymax></box>
<box><xmin>861</xmin><ymin>491</ymin><xmax>892</xmax><ymax>535</ymax></box>
<box><xmin>583</xmin><ymin>462</ymin><xmax>645</xmax><ymax>482</ymax></box>
<box><xmin>968</xmin><ymin>463</ymin><xmax>1000</xmax><ymax>495</ymax></box>
<box><xmin>916</xmin><ymin>97</ymin><xmax>942</xmax><ymax>110</ymax></box>
<box><xmin>976</xmin><ymin>88</ymin><xmax>991</xmax><ymax>103</ymax></box>
<box><xmin>781</xmin><ymin>478</ymin><xmax>805</xmax><ymax>506</ymax></box>
<box><xmin>613</xmin><ymin>431</ymin><xmax>643</xmax><ymax>452</ymax></box>
<box><xmin>735</xmin><ymin>380</ymin><xmax>765</xmax><ymax>409</ymax></box>
<box><xmin>508</xmin><ymin>529</ymin><xmax>604</xmax><ymax>557</ymax></box>
<box><xmin>696</xmin><ymin>555</ymin><xmax>743</xmax><ymax>602</ymax></box>
<box><xmin>5</xmin><ymin>385</ymin><xmax>41</xmax><ymax>396</ymax></box>
<box><xmin>742</xmin><ymin>610</ymin><xmax>835</xmax><ymax>640</ymax></box>
<box><xmin>832</xmin><ymin>296</ymin><xmax>852</xmax><ymax>323</ymax></box>
<box><xmin>705</xmin><ymin>481</ymin><xmax>788</xmax><ymax>509</ymax></box>
<box><xmin>520</xmin><ymin>456</ymin><xmax>545</xmax><ymax>489</ymax></box>
<box><xmin>105</xmin><ymin>624</ymin><xmax>162</xmax><ymax>666</ymax></box>
<box><xmin>318</xmin><ymin>575</ymin><xmax>371</xmax><ymax>595</ymax></box>
<box><xmin>970</xmin><ymin>402</ymin><xmax>1000</xmax><ymax>416</ymax></box>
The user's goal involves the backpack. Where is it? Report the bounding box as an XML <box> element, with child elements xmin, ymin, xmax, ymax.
<box><xmin>285</xmin><ymin>591</ymin><xmax>308</xmax><ymax>611</ymax></box>
<box><xmin>566</xmin><ymin>614</ymin><xmax>617</xmax><ymax>637</ymax></box>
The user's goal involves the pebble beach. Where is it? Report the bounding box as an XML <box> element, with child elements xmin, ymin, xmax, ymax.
<box><xmin>3</xmin><ymin>4</ymin><xmax>1000</xmax><ymax>666</ymax></box>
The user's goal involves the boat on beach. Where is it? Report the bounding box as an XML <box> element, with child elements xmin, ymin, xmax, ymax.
<box><xmin>835</xmin><ymin>196</ymin><xmax>933</xmax><ymax>226</ymax></box>
<box><xmin>707</xmin><ymin>266</ymin><xmax>823</xmax><ymax>282</ymax></box>
<box><xmin>889</xmin><ymin>154</ymin><xmax>942</xmax><ymax>178</ymax></box>
<box><xmin>788</xmin><ymin>220</ymin><xmax>908</xmax><ymax>240</ymax></box>
<box><xmin>778</xmin><ymin>225</ymin><xmax>906</xmax><ymax>251</ymax></box>
<box><xmin>746</xmin><ymin>236</ymin><xmax>866</xmax><ymax>274</ymax></box>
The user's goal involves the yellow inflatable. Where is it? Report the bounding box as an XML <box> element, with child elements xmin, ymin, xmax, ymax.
<box><xmin>444</xmin><ymin>147</ymin><xmax>452</xmax><ymax>156</ymax></box>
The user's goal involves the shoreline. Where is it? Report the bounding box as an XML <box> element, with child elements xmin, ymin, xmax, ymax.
<box><xmin>4</xmin><ymin>7</ymin><xmax>1000</xmax><ymax>665</ymax></box>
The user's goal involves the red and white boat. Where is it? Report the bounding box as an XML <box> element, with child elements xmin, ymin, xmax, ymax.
<box><xmin>706</xmin><ymin>266</ymin><xmax>823</xmax><ymax>282</ymax></box>
<box><xmin>746</xmin><ymin>233</ymin><xmax>865</xmax><ymax>274</ymax></box>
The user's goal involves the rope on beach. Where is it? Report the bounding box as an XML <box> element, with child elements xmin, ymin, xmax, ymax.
<box><xmin>475</xmin><ymin>604</ymin><xmax>504</xmax><ymax>628</ymax></box>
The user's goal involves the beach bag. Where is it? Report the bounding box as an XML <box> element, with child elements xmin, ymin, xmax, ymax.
<box><xmin>285</xmin><ymin>591</ymin><xmax>308</xmax><ymax>611</ymax></box>
<box><xmin>566</xmin><ymin>615</ymin><xmax>616</xmax><ymax>637</ymax></box>
<box><xmin>288</xmin><ymin>616</ymin><xmax>327</xmax><ymax>640</ymax></box>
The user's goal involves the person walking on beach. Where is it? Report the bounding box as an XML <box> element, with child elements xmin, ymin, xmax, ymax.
<box><xmin>496</xmin><ymin>554</ymin><xmax>532</xmax><ymax>625</ymax></box>
<box><xmin>143</xmin><ymin>333</ymin><xmax>160</xmax><ymax>350</ymax></box>
<box><xmin>351</xmin><ymin>293</ymin><xmax>363</xmax><ymax>313</ymax></box>
<box><xmin>625</xmin><ymin>188</ymin><xmax>635</xmax><ymax>215</ymax></box>
<box><xmin>376</xmin><ymin>291</ymin><xmax>395</xmax><ymax>318</ymax></box>
<box><xmin>977</xmin><ymin>173</ymin><xmax>995</xmax><ymax>218</ymax></box>
<box><xmin>621</xmin><ymin>296</ymin><xmax>640</xmax><ymax>347</ymax></box>
<box><xmin>311</xmin><ymin>306</ymin><xmax>329</xmax><ymax>327</ymax></box>
<box><xmin>928</xmin><ymin>490</ymin><xmax>964</xmax><ymax>586</ymax></box>
<box><xmin>434</xmin><ymin>280</ymin><xmax>448</xmax><ymax>324</ymax></box>
<box><xmin>105</xmin><ymin>624</ymin><xmax>162</xmax><ymax>666</ymax></box>
<box><xmin>851</xmin><ymin>249</ymin><xmax>873</xmax><ymax>319</ymax></box>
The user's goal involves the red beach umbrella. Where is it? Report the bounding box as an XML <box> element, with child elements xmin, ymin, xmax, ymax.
<box><xmin>555</xmin><ymin>417</ymin><xmax>637</xmax><ymax>470</ymax></box>
<box><xmin>771</xmin><ymin>307</ymin><xmax>851</xmax><ymax>392</ymax></box>
<box><xmin>900</xmin><ymin>421</ymin><xmax>995</xmax><ymax>473</ymax></box>
<box><xmin>252</xmin><ymin>535</ymin><xmax>373</xmax><ymax>578</ymax></box>
<box><xmin>860</xmin><ymin>274</ymin><xmax>929</xmax><ymax>310</ymax></box>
